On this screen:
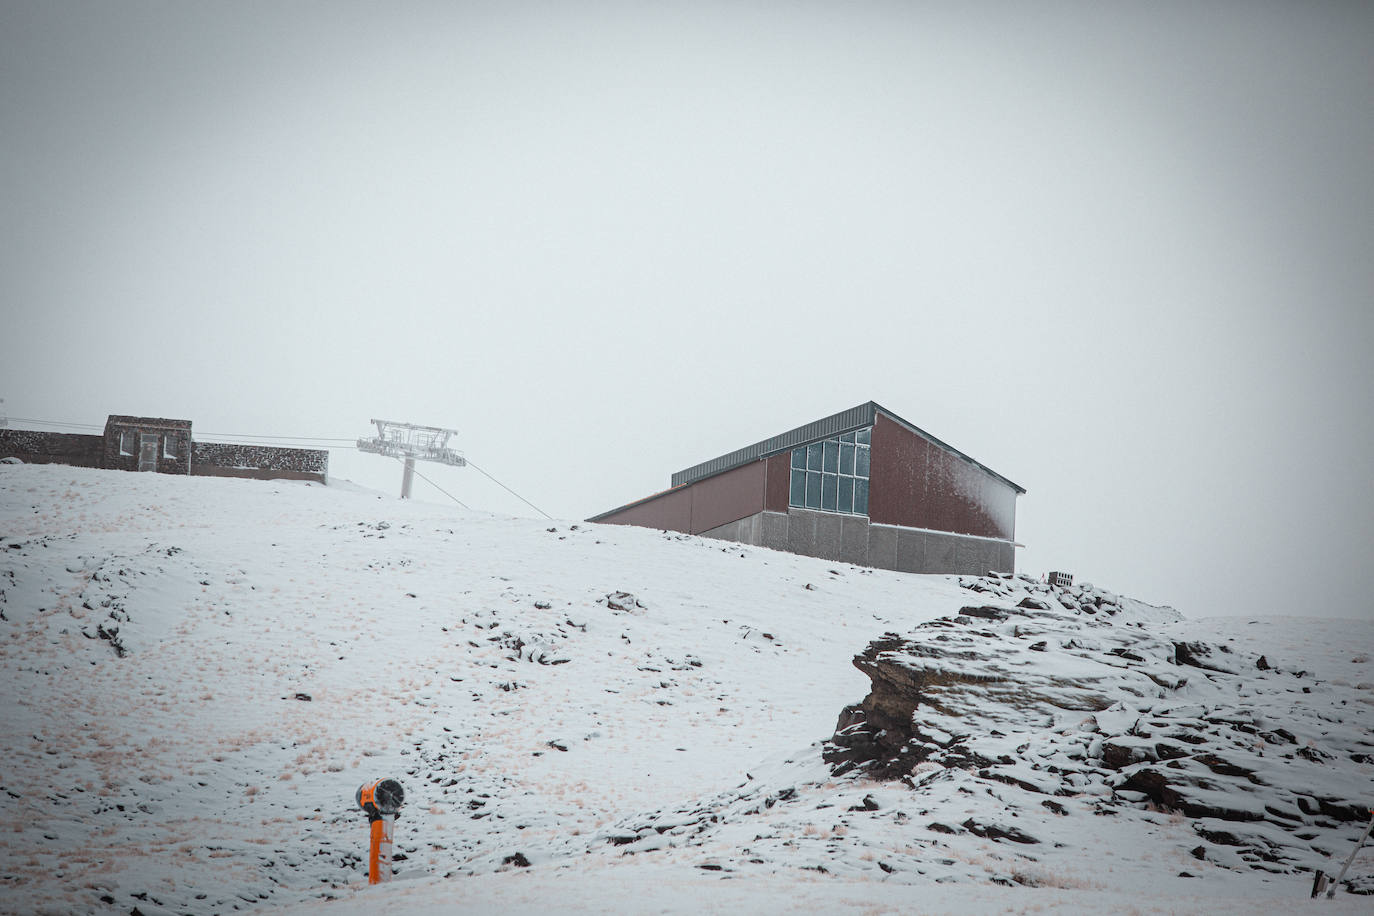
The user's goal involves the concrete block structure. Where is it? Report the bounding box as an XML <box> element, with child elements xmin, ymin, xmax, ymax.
<box><xmin>589</xmin><ymin>401</ymin><xmax>1024</xmax><ymax>576</ymax></box>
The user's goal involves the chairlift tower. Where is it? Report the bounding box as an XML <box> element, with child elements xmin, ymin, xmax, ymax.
<box><xmin>356</xmin><ymin>419</ymin><xmax>466</xmax><ymax>499</ymax></box>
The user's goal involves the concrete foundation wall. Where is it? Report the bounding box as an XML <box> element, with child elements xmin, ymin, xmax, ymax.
<box><xmin>697</xmin><ymin>513</ymin><xmax>765</xmax><ymax>546</ymax></box>
<box><xmin>189</xmin><ymin>464</ymin><xmax>327</xmax><ymax>483</ymax></box>
<box><xmin>699</xmin><ymin>507</ymin><xmax>1014</xmax><ymax>576</ymax></box>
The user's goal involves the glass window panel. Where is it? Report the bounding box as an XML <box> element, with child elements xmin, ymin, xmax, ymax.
<box><xmin>822</xmin><ymin>473</ymin><xmax>838</xmax><ymax>510</ymax></box>
<box><xmin>854</xmin><ymin>478</ymin><xmax>869</xmax><ymax>515</ymax></box>
<box><xmin>839</xmin><ymin>443</ymin><xmax>855</xmax><ymax>475</ymax></box>
<box><xmin>807</xmin><ymin>442</ymin><xmax>823</xmax><ymax>471</ymax></box>
<box><xmin>841</xmin><ymin>431</ymin><xmax>855</xmax><ymax>443</ymax></box>
<box><xmin>857</xmin><ymin>427</ymin><xmax>871</xmax><ymax>446</ymax></box>
<box><xmin>856</xmin><ymin>445</ymin><xmax>870</xmax><ymax>478</ymax></box>
<box><xmin>823</xmin><ymin>440</ymin><xmax>839</xmax><ymax>473</ymax></box>
<box><xmin>791</xmin><ymin>447</ymin><xmax>805</xmax><ymax>470</ymax></box>
<box><xmin>790</xmin><ymin>468</ymin><xmax>805</xmax><ymax>507</ymax></box>
<box><xmin>806</xmin><ymin>471</ymin><xmax>822</xmax><ymax>509</ymax></box>
<box><xmin>838</xmin><ymin>476</ymin><xmax>854</xmax><ymax>513</ymax></box>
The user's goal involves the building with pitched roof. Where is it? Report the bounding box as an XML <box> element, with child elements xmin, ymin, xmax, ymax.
<box><xmin>588</xmin><ymin>401</ymin><xmax>1024</xmax><ymax>575</ymax></box>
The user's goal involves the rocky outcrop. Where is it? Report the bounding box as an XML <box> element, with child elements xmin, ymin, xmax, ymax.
<box><xmin>824</xmin><ymin>574</ymin><xmax>1374</xmax><ymax>890</ymax></box>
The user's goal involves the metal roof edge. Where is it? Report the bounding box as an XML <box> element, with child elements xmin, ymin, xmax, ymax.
<box><xmin>869</xmin><ymin>401</ymin><xmax>1026</xmax><ymax>494</ymax></box>
<box><xmin>670</xmin><ymin>402</ymin><xmax>877</xmax><ymax>487</ymax></box>
<box><xmin>668</xmin><ymin>400</ymin><xmax>1025</xmax><ymax>495</ymax></box>
<box><xmin>585</xmin><ymin>484</ymin><xmax>689</xmax><ymax>523</ymax></box>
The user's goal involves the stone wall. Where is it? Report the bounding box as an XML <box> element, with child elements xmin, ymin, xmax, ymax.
<box><xmin>1</xmin><ymin>425</ymin><xmax>329</xmax><ymax>484</ymax></box>
<box><xmin>191</xmin><ymin>441</ymin><xmax>328</xmax><ymax>483</ymax></box>
<box><xmin>0</xmin><ymin>429</ymin><xmax>104</xmax><ymax>467</ymax></box>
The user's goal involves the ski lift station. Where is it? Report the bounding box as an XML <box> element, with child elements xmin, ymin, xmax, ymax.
<box><xmin>589</xmin><ymin>402</ymin><xmax>1024</xmax><ymax>576</ymax></box>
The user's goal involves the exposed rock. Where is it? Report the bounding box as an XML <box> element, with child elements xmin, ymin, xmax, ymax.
<box><xmin>961</xmin><ymin>818</ymin><xmax>1040</xmax><ymax>844</ymax></box>
<box><xmin>847</xmin><ymin>794</ymin><xmax>880</xmax><ymax>812</ymax></box>
<box><xmin>823</xmin><ymin>574</ymin><xmax>1372</xmax><ymax>880</ymax></box>
<box><xmin>960</xmin><ymin>605</ymin><xmax>1018</xmax><ymax>621</ymax></box>
<box><xmin>603</xmin><ymin>591</ymin><xmax>643</xmax><ymax>613</ymax></box>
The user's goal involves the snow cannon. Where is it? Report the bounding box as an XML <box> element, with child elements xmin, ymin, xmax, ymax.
<box><xmin>355</xmin><ymin>778</ymin><xmax>404</xmax><ymax>885</ymax></box>
<box><xmin>356</xmin><ymin>778</ymin><xmax>404</xmax><ymax>819</ymax></box>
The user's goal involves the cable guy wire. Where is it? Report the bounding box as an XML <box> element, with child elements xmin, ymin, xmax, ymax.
<box><xmin>465</xmin><ymin>460</ymin><xmax>553</xmax><ymax>520</ymax></box>
<box><xmin>395</xmin><ymin>456</ymin><xmax>470</xmax><ymax>510</ymax></box>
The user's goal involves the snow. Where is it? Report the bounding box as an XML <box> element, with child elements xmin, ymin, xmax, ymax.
<box><xmin>0</xmin><ymin>462</ymin><xmax>1370</xmax><ymax>914</ymax></box>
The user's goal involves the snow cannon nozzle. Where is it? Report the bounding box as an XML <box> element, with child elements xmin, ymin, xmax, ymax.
<box><xmin>356</xmin><ymin>778</ymin><xmax>404</xmax><ymax>820</ymax></box>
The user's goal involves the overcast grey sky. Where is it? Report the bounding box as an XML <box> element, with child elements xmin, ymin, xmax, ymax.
<box><xmin>3</xmin><ymin>1</ymin><xmax>1371</xmax><ymax>620</ymax></box>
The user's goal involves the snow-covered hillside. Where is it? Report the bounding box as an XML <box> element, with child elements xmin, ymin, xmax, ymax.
<box><xmin>1</xmin><ymin>463</ymin><xmax>1369</xmax><ymax>915</ymax></box>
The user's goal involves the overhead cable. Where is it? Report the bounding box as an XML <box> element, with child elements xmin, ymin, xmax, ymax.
<box><xmin>197</xmin><ymin>431</ymin><xmax>357</xmax><ymax>443</ymax></box>
<box><xmin>465</xmin><ymin>459</ymin><xmax>553</xmax><ymax>520</ymax></box>
<box><xmin>7</xmin><ymin>416</ymin><xmax>103</xmax><ymax>430</ymax></box>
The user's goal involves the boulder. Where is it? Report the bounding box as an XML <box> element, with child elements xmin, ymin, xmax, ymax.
<box><xmin>824</xmin><ymin>573</ymin><xmax>1373</xmax><ymax>880</ymax></box>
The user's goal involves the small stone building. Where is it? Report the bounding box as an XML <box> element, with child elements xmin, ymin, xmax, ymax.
<box><xmin>0</xmin><ymin>415</ymin><xmax>328</xmax><ymax>483</ymax></box>
<box><xmin>102</xmin><ymin>416</ymin><xmax>193</xmax><ymax>474</ymax></box>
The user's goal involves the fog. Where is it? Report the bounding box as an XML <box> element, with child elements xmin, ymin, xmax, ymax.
<box><xmin>3</xmin><ymin>1</ymin><xmax>1371</xmax><ymax>619</ymax></box>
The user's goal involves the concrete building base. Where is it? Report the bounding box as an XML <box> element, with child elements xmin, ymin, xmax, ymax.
<box><xmin>700</xmin><ymin>508</ymin><xmax>1014</xmax><ymax>576</ymax></box>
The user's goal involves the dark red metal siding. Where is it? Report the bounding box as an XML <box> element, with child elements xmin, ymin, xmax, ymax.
<box><xmin>869</xmin><ymin>414</ymin><xmax>924</xmax><ymax>528</ymax></box>
<box><xmin>764</xmin><ymin>453</ymin><xmax>791</xmax><ymax>513</ymax></box>
<box><xmin>868</xmin><ymin>413</ymin><xmax>1016</xmax><ymax>540</ymax></box>
<box><xmin>597</xmin><ymin>487</ymin><xmax>694</xmax><ymax>533</ymax></box>
<box><xmin>595</xmin><ymin>460</ymin><xmax>768</xmax><ymax>535</ymax></box>
<box><xmin>687</xmin><ymin>460</ymin><xmax>767</xmax><ymax>533</ymax></box>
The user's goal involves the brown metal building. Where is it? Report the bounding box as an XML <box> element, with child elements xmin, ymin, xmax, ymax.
<box><xmin>588</xmin><ymin>402</ymin><xmax>1024</xmax><ymax>576</ymax></box>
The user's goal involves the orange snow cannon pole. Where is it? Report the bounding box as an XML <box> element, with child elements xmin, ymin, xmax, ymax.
<box><xmin>356</xmin><ymin>778</ymin><xmax>404</xmax><ymax>885</ymax></box>
<box><xmin>367</xmin><ymin>815</ymin><xmax>391</xmax><ymax>885</ymax></box>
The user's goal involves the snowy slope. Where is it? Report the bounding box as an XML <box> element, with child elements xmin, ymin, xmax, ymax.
<box><xmin>0</xmin><ymin>463</ymin><xmax>1369</xmax><ymax>915</ymax></box>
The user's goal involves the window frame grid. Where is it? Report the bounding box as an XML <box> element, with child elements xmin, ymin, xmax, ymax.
<box><xmin>787</xmin><ymin>428</ymin><xmax>872</xmax><ymax>517</ymax></box>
